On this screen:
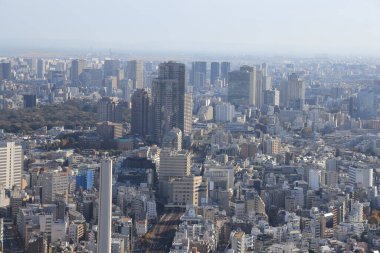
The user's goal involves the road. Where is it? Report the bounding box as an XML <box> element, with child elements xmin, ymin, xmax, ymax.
<box><xmin>143</xmin><ymin>212</ymin><xmax>183</xmax><ymax>253</ymax></box>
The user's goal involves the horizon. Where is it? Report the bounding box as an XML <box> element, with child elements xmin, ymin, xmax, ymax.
<box><xmin>1</xmin><ymin>0</ymin><xmax>380</xmax><ymax>57</ymax></box>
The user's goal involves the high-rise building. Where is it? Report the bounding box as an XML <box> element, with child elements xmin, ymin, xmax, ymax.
<box><xmin>23</xmin><ymin>94</ymin><xmax>37</xmax><ymax>108</ymax></box>
<box><xmin>220</xmin><ymin>62</ymin><xmax>230</xmax><ymax>85</ymax></box>
<box><xmin>126</xmin><ymin>60</ymin><xmax>144</xmax><ymax>89</ymax></box>
<box><xmin>75</xmin><ymin>169</ymin><xmax>94</xmax><ymax>192</ymax></box>
<box><xmin>215</xmin><ymin>102</ymin><xmax>235</xmax><ymax>122</ymax></box>
<box><xmin>0</xmin><ymin>142</ymin><xmax>22</xmax><ymax>189</ymax></box>
<box><xmin>159</xmin><ymin>150</ymin><xmax>191</xmax><ymax>202</ymax></box>
<box><xmin>104</xmin><ymin>59</ymin><xmax>120</xmax><ymax>77</ymax></box>
<box><xmin>162</xmin><ymin>128</ymin><xmax>182</xmax><ymax>151</ymax></box>
<box><xmin>98</xmin><ymin>159</ymin><xmax>113</xmax><ymax>253</ymax></box>
<box><xmin>228</xmin><ymin>66</ymin><xmax>255</xmax><ymax>106</ymax></box>
<box><xmin>255</xmin><ymin>68</ymin><xmax>264</xmax><ymax>107</ymax></box>
<box><xmin>97</xmin><ymin>97</ymin><xmax>122</xmax><ymax>123</ymax></box>
<box><xmin>170</xmin><ymin>175</ymin><xmax>204</xmax><ymax>207</ymax></box>
<box><xmin>210</xmin><ymin>62</ymin><xmax>220</xmax><ymax>85</ymax></box>
<box><xmin>183</xmin><ymin>92</ymin><xmax>193</xmax><ymax>135</ymax></box>
<box><xmin>131</xmin><ymin>89</ymin><xmax>151</xmax><ymax>137</ymax></box>
<box><xmin>151</xmin><ymin>62</ymin><xmax>191</xmax><ymax>144</ymax></box>
<box><xmin>263</xmin><ymin>89</ymin><xmax>280</xmax><ymax>107</ymax></box>
<box><xmin>0</xmin><ymin>218</ymin><xmax>3</xmax><ymax>252</ymax></box>
<box><xmin>0</xmin><ymin>62</ymin><xmax>11</xmax><ymax>80</ymax></box>
<box><xmin>96</xmin><ymin>121</ymin><xmax>123</xmax><ymax>140</ymax></box>
<box><xmin>285</xmin><ymin>73</ymin><xmax>305</xmax><ymax>110</ymax></box>
<box><xmin>348</xmin><ymin>166</ymin><xmax>373</xmax><ymax>188</ymax></box>
<box><xmin>230</xmin><ymin>231</ymin><xmax>246</xmax><ymax>253</ymax></box>
<box><xmin>37</xmin><ymin>59</ymin><xmax>45</xmax><ymax>79</ymax></box>
<box><xmin>41</xmin><ymin>170</ymin><xmax>68</xmax><ymax>204</ymax></box>
<box><xmin>190</xmin><ymin>61</ymin><xmax>207</xmax><ymax>88</ymax></box>
<box><xmin>71</xmin><ymin>59</ymin><xmax>85</xmax><ymax>85</ymax></box>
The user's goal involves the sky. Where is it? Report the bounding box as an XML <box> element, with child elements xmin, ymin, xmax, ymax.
<box><xmin>1</xmin><ymin>0</ymin><xmax>380</xmax><ymax>56</ymax></box>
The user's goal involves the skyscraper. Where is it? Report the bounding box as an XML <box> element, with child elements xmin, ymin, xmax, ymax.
<box><xmin>41</xmin><ymin>170</ymin><xmax>68</xmax><ymax>204</ymax></box>
<box><xmin>126</xmin><ymin>60</ymin><xmax>144</xmax><ymax>89</ymax></box>
<box><xmin>263</xmin><ymin>89</ymin><xmax>280</xmax><ymax>107</ymax></box>
<box><xmin>23</xmin><ymin>94</ymin><xmax>37</xmax><ymax>108</ymax></box>
<box><xmin>0</xmin><ymin>62</ymin><xmax>11</xmax><ymax>80</ymax></box>
<box><xmin>286</xmin><ymin>73</ymin><xmax>305</xmax><ymax>110</ymax></box>
<box><xmin>71</xmin><ymin>59</ymin><xmax>85</xmax><ymax>85</ymax></box>
<box><xmin>97</xmin><ymin>97</ymin><xmax>121</xmax><ymax>123</ymax></box>
<box><xmin>104</xmin><ymin>59</ymin><xmax>120</xmax><ymax>77</ymax></box>
<box><xmin>220</xmin><ymin>62</ymin><xmax>231</xmax><ymax>85</ymax></box>
<box><xmin>0</xmin><ymin>142</ymin><xmax>22</xmax><ymax>189</ymax></box>
<box><xmin>151</xmin><ymin>62</ymin><xmax>191</xmax><ymax>144</ymax></box>
<box><xmin>98</xmin><ymin>159</ymin><xmax>113</xmax><ymax>253</ymax></box>
<box><xmin>228</xmin><ymin>66</ymin><xmax>255</xmax><ymax>107</ymax></box>
<box><xmin>210</xmin><ymin>62</ymin><xmax>220</xmax><ymax>85</ymax></box>
<box><xmin>159</xmin><ymin>150</ymin><xmax>191</xmax><ymax>202</ymax></box>
<box><xmin>190</xmin><ymin>61</ymin><xmax>207</xmax><ymax>88</ymax></box>
<box><xmin>131</xmin><ymin>89</ymin><xmax>151</xmax><ymax>137</ymax></box>
<box><xmin>37</xmin><ymin>59</ymin><xmax>45</xmax><ymax>79</ymax></box>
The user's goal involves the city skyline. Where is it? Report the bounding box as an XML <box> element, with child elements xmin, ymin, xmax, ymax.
<box><xmin>1</xmin><ymin>0</ymin><xmax>380</xmax><ymax>56</ymax></box>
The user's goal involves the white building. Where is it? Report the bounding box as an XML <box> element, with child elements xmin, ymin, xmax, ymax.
<box><xmin>0</xmin><ymin>142</ymin><xmax>22</xmax><ymax>189</ymax></box>
<box><xmin>308</xmin><ymin>169</ymin><xmax>321</xmax><ymax>190</ymax></box>
<box><xmin>215</xmin><ymin>102</ymin><xmax>235</xmax><ymax>123</ymax></box>
<box><xmin>98</xmin><ymin>159</ymin><xmax>113</xmax><ymax>253</ymax></box>
<box><xmin>348</xmin><ymin>166</ymin><xmax>373</xmax><ymax>188</ymax></box>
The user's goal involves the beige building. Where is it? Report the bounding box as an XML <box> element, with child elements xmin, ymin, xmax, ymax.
<box><xmin>41</xmin><ymin>170</ymin><xmax>68</xmax><ymax>204</ymax></box>
<box><xmin>230</xmin><ymin>231</ymin><xmax>246</xmax><ymax>253</ymax></box>
<box><xmin>96</xmin><ymin>121</ymin><xmax>123</xmax><ymax>140</ymax></box>
<box><xmin>263</xmin><ymin>137</ymin><xmax>281</xmax><ymax>155</ymax></box>
<box><xmin>126</xmin><ymin>60</ymin><xmax>143</xmax><ymax>89</ymax></box>
<box><xmin>159</xmin><ymin>150</ymin><xmax>191</xmax><ymax>202</ymax></box>
<box><xmin>170</xmin><ymin>175</ymin><xmax>203</xmax><ymax>207</ymax></box>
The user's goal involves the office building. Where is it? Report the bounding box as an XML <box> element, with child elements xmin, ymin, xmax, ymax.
<box><xmin>159</xmin><ymin>150</ymin><xmax>191</xmax><ymax>181</ymax></box>
<box><xmin>190</xmin><ymin>61</ymin><xmax>207</xmax><ymax>88</ymax></box>
<box><xmin>97</xmin><ymin>97</ymin><xmax>122</xmax><ymax>123</ymax></box>
<box><xmin>37</xmin><ymin>59</ymin><xmax>45</xmax><ymax>79</ymax></box>
<box><xmin>80</xmin><ymin>68</ymin><xmax>103</xmax><ymax>87</ymax></box>
<box><xmin>263</xmin><ymin>137</ymin><xmax>281</xmax><ymax>154</ymax></box>
<box><xmin>0</xmin><ymin>142</ymin><xmax>22</xmax><ymax>189</ymax></box>
<box><xmin>131</xmin><ymin>89</ymin><xmax>151</xmax><ymax>137</ymax></box>
<box><xmin>230</xmin><ymin>231</ymin><xmax>246</xmax><ymax>253</ymax></box>
<box><xmin>98</xmin><ymin>159</ymin><xmax>113</xmax><ymax>253</ymax></box>
<box><xmin>170</xmin><ymin>175</ymin><xmax>203</xmax><ymax>207</ymax></box>
<box><xmin>210</xmin><ymin>62</ymin><xmax>220</xmax><ymax>85</ymax></box>
<box><xmin>215</xmin><ymin>102</ymin><xmax>235</xmax><ymax>122</ymax></box>
<box><xmin>41</xmin><ymin>170</ymin><xmax>68</xmax><ymax>204</ymax></box>
<box><xmin>228</xmin><ymin>66</ymin><xmax>255</xmax><ymax>106</ymax></box>
<box><xmin>283</xmin><ymin>73</ymin><xmax>305</xmax><ymax>110</ymax></box>
<box><xmin>26</xmin><ymin>233</ymin><xmax>48</xmax><ymax>253</ymax></box>
<box><xmin>220</xmin><ymin>62</ymin><xmax>230</xmax><ymax>85</ymax></box>
<box><xmin>71</xmin><ymin>59</ymin><xmax>85</xmax><ymax>85</ymax></box>
<box><xmin>0</xmin><ymin>62</ymin><xmax>11</xmax><ymax>80</ymax></box>
<box><xmin>96</xmin><ymin>121</ymin><xmax>123</xmax><ymax>140</ymax></box>
<box><xmin>0</xmin><ymin>218</ymin><xmax>3</xmax><ymax>252</ymax></box>
<box><xmin>348</xmin><ymin>166</ymin><xmax>373</xmax><ymax>188</ymax></box>
<box><xmin>162</xmin><ymin>128</ymin><xmax>182</xmax><ymax>151</ymax></box>
<box><xmin>75</xmin><ymin>169</ymin><xmax>94</xmax><ymax>192</ymax></box>
<box><xmin>159</xmin><ymin>150</ymin><xmax>191</xmax><ymax>201</ymax></box>
<box><xmin>23</xmin><ymin>94</ymin><xmax>37</xmax><ymax>108</ymax></box>
<box><xmin>105</xmin><ymin>76</ymin><xmax>118</xmax><ymax>96</ymax></box>
<box><xmin>104</xmin><ymin>59</ymin><xmax>120</xmax><ymax>77</ymax></box>
<box><xmin>126</xmin><ymin>60</ymin><xmax>143</xmax><ymax>89</ymax></box>
<box><xmin>151</xmin><ymin>62</ymin><xmax>190</xmax><ymax>144</ymax></box>
<box><xmin>263</xmin><ymin>89</ymin><xmax>280</xmax><ymax>107</ymax></box>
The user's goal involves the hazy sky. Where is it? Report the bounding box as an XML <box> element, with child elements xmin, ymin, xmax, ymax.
<box><xmin>1</xmin><ymin>0</ymin><xmax>380</xmax><ymax>55</ymax></box>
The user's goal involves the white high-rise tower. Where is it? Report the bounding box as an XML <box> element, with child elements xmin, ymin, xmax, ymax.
<box><xmin>98</xmin><ymin>159</ymin><xmax>113</xmax><ymax>253</ymax></box>
<box><xmin>0</xmin><ymin>142</ymin><xmax>22</xmax><ymax>189</ymax></box>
